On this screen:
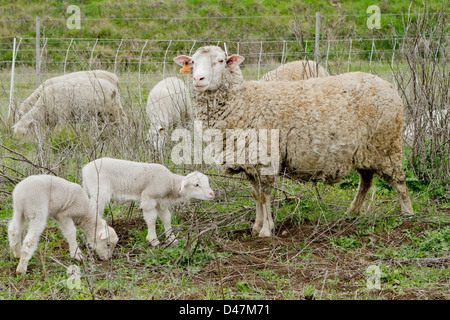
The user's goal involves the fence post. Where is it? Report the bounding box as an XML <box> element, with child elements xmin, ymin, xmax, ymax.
<box><xmin>8</xmin><ymin>37</ymin><xmax>17</xmax><ymax>120</ymax></box>
<box><xmin>315</xmin><ymin>12</ymin><xmax>320</xmax><ymax>76</ymax></box>
<box><xmin>36</xmin><ymin>16</ymin><xmax>40</xmax><ymax>88</ymax></box>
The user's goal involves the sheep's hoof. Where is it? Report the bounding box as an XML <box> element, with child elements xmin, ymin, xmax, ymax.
<box><xmin>258</xmin><ymin>228</ymin><xmax>272</xmax><ymax>238</ymax></box>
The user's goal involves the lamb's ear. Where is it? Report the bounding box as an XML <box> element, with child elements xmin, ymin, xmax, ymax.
<box><xmin>98</xmin><ymin>222</ymin><xmax>110</xmax><ymax>240</ymax></box>
<box><xmin>174</xmin><ymin>55</ymin><xmax>192</xmax><ymax>67</ymax></box>
<box><xmin>179</xmin><ymin>179</ymin><xmax>189</xmax><ymax>194</ymax></box>
<box><xmin>226</xmin><ymin>55</ymin><xmax>245</xmax><ymax>68</ymax></box>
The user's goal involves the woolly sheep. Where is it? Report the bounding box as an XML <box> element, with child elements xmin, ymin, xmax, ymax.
<box><xmin>146</xmin><ymin>77</ymin><xmax>192</xmax><ymax>150</ymax></box>
<box><xmin>82</xmin><ymin>157</ymin><xmax>215</xmax><ymax>246</ymax></box>
<box><xmin>13</xmin><ymin>77</ymin><xmax>127</xmax><ymax>135</ymax></box>
<box><xmin>18</xmin><ymin>70</ymin><xmax>120</xmax><ymax>117</ymax></box>
<box><xmin>174</xmin><ymin>45</ymin><xmax>414</xmax><ymax>237</ymax></box>
<box><xmin>261</xmin><ymin>60</ymin><xmax>329</xmax><ymax>81</ymax></box>
<box><xmin>8</xmin><ymin>175</ymin><xmax>118</xmax><ymax>274</ymax></box>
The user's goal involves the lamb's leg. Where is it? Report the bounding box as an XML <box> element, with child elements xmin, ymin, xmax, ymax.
<box><xmin>8</xmin><ymin>210</ymin><xmax>25</xmax><ymax>258</ymax></box>
<box><xmin>56</xmin><ymin>216</ymin><xmax>83</xmax><ymax>261</ymax></box>
<box><xmin>16</xmin><ymin>217</ymin><xmax>46</xmax><ymax>274</ymax></box>
<box><xmin>141</xmin><ymin>200</ymin><xmax>160</xmax><ymax>246</ymax></box>
<box><xmin>348</xmin><ymin>169</ymin><xmax>375</xmax><ymax>214</ymax></box>
<box><xmin>158</xmin><ymin>206</ymin><xmax>176</xmax><ymax>244</ymax></box>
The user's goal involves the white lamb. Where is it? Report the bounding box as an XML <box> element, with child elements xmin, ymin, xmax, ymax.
<box><xmin>8</xmin><ymin>175</ymin><xmax>118</xmax><ymax>274</ymax></box>
<box><xmin>146</xmin><ymin>77</ymin><xmax>192</xmax><ymax>151</ymax></box>
<box><xmin>13</xmin><ymin>77</ymin><xmax>127</xmax><ymax>135</ymax></box>
<box><xmin>18</xmin><ymin>70</ymin><xmax>120</xmax><ymax>117</ymax></box>
<box><xmin>82</xmin><ymin>157</ymin><xmax>215</xmax><ymax>246</ymax></box>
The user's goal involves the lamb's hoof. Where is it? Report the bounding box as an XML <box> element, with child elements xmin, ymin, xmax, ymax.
<box><xmin>147</xmin><ymin>238</ymin><xmax>160</xmax><ymax>247</ymax></box>
<box><xmin>16</xmin><ymin>265</ymin><xmax>27</xmax><ymax>275</ymax></box>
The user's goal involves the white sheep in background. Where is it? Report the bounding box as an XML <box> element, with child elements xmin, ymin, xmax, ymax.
<box><xmin>82</xmin><ymin>157</ymin><xmax>214</xmax><ymax>246</ymax></box>
<box><xmin>146</xmin><ymin>77</ymin><xmax>192</xmax><ymax>151</ymax></box>
<box><xmin>13</xmin><ymin>77</ymin><xmax>127</xmax><ymax>135</ymax></box>
<box><xmin>8</xmin><ymin>175</ymin><xmax>118</xmax><ymax>274</ymax></box>
<box><xmin>261</xmin><ymin>60</ymin><xmax>329</xmax><ymax>81</ymax></box>
<box><xmin>175</xmin><ymin>45</ymin><xmax>414</xmax><ymax>237</ymax></box>
<box><xmin>18</xmin><ymin>70</ymin><xmax>120</xmax><ymax>117</ymax></box>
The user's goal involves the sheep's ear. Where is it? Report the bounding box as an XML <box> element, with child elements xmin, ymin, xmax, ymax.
<box><xmin>174</xmin><ymin>55</ymin><xmax>192</xmax><ymax>67</ymax></box>
<box><xmin>226</xmin><ymin>55</ymin><xmax>245</xmax><ymax>68</ymax></box>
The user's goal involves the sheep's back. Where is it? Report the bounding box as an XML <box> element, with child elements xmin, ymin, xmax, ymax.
<box><xmin>207</xmin><ymin>72</ymin><xmax>404</xmax><ymax>182</ymax></box>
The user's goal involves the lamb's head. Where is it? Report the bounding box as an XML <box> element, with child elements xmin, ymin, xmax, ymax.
<box><xmin>89</xmin><ymin>221</ymin><xmax>118</xmax><ymax>261</ymax></box>
<box><xmin>179</xmin><ymin>171</ymin><xmax>215</xmax><ymax>200</ymax></box>
<box><xmin>174</xmin><ymin>46</ymin><xmax>245</xmax><ymax>92</ymax></box>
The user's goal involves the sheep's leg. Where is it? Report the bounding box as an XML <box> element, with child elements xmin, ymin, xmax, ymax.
<box><xmin>141</xmin><ymin>200</ymin><xmax>160</xmax><ymax>246</ymax></box>
<box><xmin>249</xmin><ymin>177</ymin><xmax>274</xmax><ymax>237</ymax></box>
<box><xmin>8</xmin><ymin>211</ymin><xmax>25</xmax><ymax>258</ymax></box>
<box><xmin>348</xmin><ymin>169</ymin><xmax>374</xmax><ymax>214</ymax></box>
<box><xmin>56</xmin><ymin>217</ymin><xmax>83</xmax><ymax>261</ymax></box>
<box><xmin>158</xmin><ymin>206</ymin><xmax>176</xmax><ymax>244</ymax></box>
<box><xmin>377</xmin><ymin>169</ymin><xmax>414</xmax><ymax>216</ymax></box>
<box><xmin>251</xmin><ymin>186</ymin><xmax>264</xmax><ymax>236</ymax></box>
<box><xmin>16</xmin><ymin>217</ymin><xmax>46</xmax><ymax>274</ymax></box>
<box><xmin>259</xmin><ymin>191</ymin><xmax>273</xmax><ymax>237</ymax></box>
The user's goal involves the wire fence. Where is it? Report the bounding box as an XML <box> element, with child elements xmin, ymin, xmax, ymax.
<box><xmin>0</xmin><ymin>10</ymin><xmax>448</xmax><ymax>120</ymax></box>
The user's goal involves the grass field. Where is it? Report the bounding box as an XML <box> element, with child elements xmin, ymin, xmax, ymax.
<box><xmin>0</xmin><ymin>0</ymin><xmax>449</xmax><ymax>301</ymax></box>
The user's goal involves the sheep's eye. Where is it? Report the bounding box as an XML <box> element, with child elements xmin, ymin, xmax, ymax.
<box><xmin>218</xmin><ymin>59</ymin><xmax>224</xmax><ymax>63</ymax></box>
<box><xmin>194</xmin><ymin>183</ymin><xmax>200</xmax><ymax>187</ymax></box>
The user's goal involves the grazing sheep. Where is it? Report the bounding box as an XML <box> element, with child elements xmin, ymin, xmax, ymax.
<box><xmin>146</xmin><ymin>77</ymin><xmax>192</xmax><ymax>151</ymax></box>
<box><xmin>174</xmin><ymin>45</ymin><xmax>414</xmax><ymax>237</ymax></box>
<box><xmin>18</xmin><ymin>70</ymin><xmax>120</xmax><ymax>117</ymax></box>
<box><xmin>8</xmin><ymin>175</ymin><xmax>118</xmax><ymax>274</ymax></box>
<box><xmin>13</xmin><ymin>77</ymin><xmax>127</xmax><ymax>135</ymax></box>
<box><xmin>82</xmin><ymin>157</ymin><xmax>215</xmax><ymax>246</ymax></box>
<box><xmin>261</xmin><ymin>60</ymin><xmax>329</xmax><ymax>81</ymax></box>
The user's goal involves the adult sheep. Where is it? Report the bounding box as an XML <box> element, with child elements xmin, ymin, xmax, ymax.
<box><xmin>261</xmin><ymin>60</ymin><xmax>329</xmax><ymax>81</ymax></box>
<box><xmin>18</xmin><ymin>70</ymin><xmax>120</xmax><ymax>117</ymax></box>
<box><xmin>13</xmin><ymin>77</ymin><xmax>127</xmax><ymax>135</ymax></box>
<box><xmin>174</xmin><ymin>46</ymin><xmax>414</xmax><ymax>237</ymax></box>
<box><xmin>146</xmin><ymin>77</ymin><xmax>192</xmax><ymax>151</ymax></box>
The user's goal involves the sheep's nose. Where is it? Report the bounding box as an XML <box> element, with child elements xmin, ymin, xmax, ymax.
<box><xmin>209</xmin><ymin>192</ymin><xmax>215</xmax><ymax>198</ymax></box>
<box><xmin>193</xmin><ymin>76</ymin><xmax>205</xmax><ymax>82</ymax></box>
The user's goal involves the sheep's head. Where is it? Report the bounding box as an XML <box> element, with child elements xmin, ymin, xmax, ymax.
<box><xmin>12</xmin><ymin>117</ymin><xmax>35</xmax><ymax>135</ymax></box>
<box><xmin>91</xmin><ymin>221</ymin><xmax>118</xmax><ymax>261</ymax></box>
<box><xmin>147</xmin><ymin>123</ymin><xmax>167</xmax><ymax>151</ymax></box>
<box><xmin>179</xmin><ymin>171</ymin><xmax>215</xmax><ymax>200</ymax></box>
<box><xmin>174</xmin><ymin>46</ymin><xmax>244</xmax><ymax>92</ymax></box>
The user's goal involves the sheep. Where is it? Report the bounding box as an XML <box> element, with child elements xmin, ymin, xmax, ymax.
<box><xmin>18</xmin><ymin>70</ymin><xmax>120</xmax><ymax>117</ymax></box>
<box><xmin>13</xmin><ymin>77</ymin><xmax>127</xmax><ymax>135</ymax></box>
<box><xmin>261</xmin><ymin>60</ymin><xmax>329</xmax><ymax>81</ymax></box>
<box><xmin>8</xmin><ymin>175</ymin><xmax>118</xmax><ymax>274</ymax></box>
<box><xmin>82</xmin><ymin>157</ymin><xmax>215</xmax><ymax>246</ymax></box>
<box><xmin>174</xmin><ymin>45</ymin><xmax>414</xmax><ymax>237</ymax></box>
<box><xmin>146</xmin><ymin>77</ymin><xmax>192</xmax><ymax>151</ymax></box>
